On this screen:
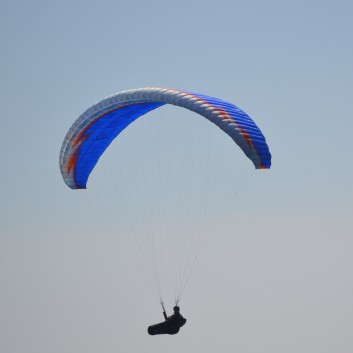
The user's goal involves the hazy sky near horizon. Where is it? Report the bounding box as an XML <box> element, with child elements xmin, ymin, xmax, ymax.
<box><xmin>1</xmin><ymin>1</ymin><xmax>353</xmax><ymax>352</ymax></box>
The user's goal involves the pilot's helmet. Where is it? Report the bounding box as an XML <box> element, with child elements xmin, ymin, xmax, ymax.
<box><xmin>173</xmin><ymin>306</ymin><xmax>180</xmax><ymax>313</ymax></box>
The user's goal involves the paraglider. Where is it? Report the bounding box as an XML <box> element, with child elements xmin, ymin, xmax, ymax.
<box><xmin>148</xmin><ymin>305</ymin><xmax>187</xmax><ymax>335</ymax></box>
<box><xmin>59</xmin><ymin>87</ymin><xmax>272</xmax><ymax>335</ymax></box>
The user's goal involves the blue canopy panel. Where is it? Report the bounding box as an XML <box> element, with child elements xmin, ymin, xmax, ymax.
<box><xmin>70</xmin><ymin>102</ymin><xmax>165</xmax><ymax>189</ymax></box>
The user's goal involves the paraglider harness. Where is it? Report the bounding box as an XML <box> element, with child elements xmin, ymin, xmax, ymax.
<box><xmin>148</xmin><ymin>302</ymin><xmax>187</xmax><ymax>335</ymax></box>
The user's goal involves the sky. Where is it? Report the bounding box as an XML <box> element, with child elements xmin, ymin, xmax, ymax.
<box><xmin>1</xmin><ymin>0</ymin><xmax>353</xmax><ymax>352</ymax></box>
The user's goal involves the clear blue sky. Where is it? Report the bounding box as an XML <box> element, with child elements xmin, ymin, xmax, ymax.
<box><xmin>1</xmin><ymin>1</ymin><xmax>352</xmax><ymax>352</ymax></box>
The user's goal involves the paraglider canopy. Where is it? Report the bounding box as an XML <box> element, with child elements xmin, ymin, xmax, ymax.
<box><xmin>60</xmin><ymin>87</ymin><xmax>271</xmax><ymax>190</ymax></box>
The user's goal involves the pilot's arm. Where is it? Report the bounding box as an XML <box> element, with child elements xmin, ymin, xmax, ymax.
<box><xmin>163</xmin><ymin>310</ymin><xmax>168</xmax><ymax>320</ymax></box>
